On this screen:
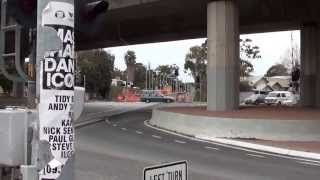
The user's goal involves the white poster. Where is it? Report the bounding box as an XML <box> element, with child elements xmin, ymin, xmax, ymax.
<box><xmin>39</xmin><ymin>2</ymin><xmax>75</xmax><ymax>179</ymax></box>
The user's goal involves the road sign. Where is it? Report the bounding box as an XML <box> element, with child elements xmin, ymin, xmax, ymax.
<box><xmin>143</xmin><ymin>161</ymin><xmax>187</xmax><ymax>180</ymax></box>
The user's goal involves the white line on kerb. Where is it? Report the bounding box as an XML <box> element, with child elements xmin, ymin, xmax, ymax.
<box><xmin>152</xmin><ymin>135</ymin><xmax>162</xmax><ymax>139</ymax></box>
<box><xmin>121</xmin><ymin>127</ymin><xmax>127</xmax><ymax>131</ymax></box>
<box><xmin>136</xmin><ymin>131</ymin><xmax>143</xmax><ymax>134</ymax></box>
<box><xmin>174</xmin><ymin>140</ymin><xmax>186</xmax><ymax>144</ymax></box>
<box><xmin>204</xmin><ymin>146</ymin><xmax>219</xmax><ymax>151</ymax></box>
<box><xmin>247</xmin><ymin>154</ymin><xmax>265</xmax><ymax>158</ymax></box>
<box><xmin>297</xmin><ymin>161</ymin><xmax>320</xmax><ymax>167</ymax></box>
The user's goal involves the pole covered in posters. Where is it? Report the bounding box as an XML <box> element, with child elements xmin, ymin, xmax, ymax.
<box><xmin>36</xmin><ymin>0</ymin><xmax>75</xmax><ymax>179</ymax></box>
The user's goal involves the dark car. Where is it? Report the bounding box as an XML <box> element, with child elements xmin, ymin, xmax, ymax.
<box><xmin>140</xmin><ymin>90</ymin><xmax>175</xmax><ymax>103</ymax></box>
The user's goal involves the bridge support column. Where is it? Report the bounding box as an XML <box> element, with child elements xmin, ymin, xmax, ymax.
<box><xmin>300</xmin><ymin>24</ymin><xmax>320</xmax><ymax>108</ymax></box>
<box><xmin>207</xmin><ymin>0</ymin><xmax>239</xmax><ymax>111</ymax></box>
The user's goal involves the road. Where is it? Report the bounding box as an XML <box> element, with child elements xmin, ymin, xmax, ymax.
<box><xmin>75</xmin><ymin>105</ymin><xmax>320</xmax><ymax>180</ymax></box>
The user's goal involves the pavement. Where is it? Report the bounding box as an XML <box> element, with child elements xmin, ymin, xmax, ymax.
<box><xmin>75</xmin><ymin>105</ymin><xmax>320</xmax><ymax>180</ymax></box>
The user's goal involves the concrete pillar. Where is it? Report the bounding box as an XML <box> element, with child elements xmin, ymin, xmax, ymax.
<box><xmin>300</xmin><ymin>25</ymin><xmax>319</xmax><ymax>107</ymax></box>
<box><xmin>316</xmin><ymin>27</ymin><xmax>320</xmax><ymax>108</ymax></box>
<box><xmin>207</xmin><ymin>0</ymin><xmax>239</xmax><ymax>111</ymax></box>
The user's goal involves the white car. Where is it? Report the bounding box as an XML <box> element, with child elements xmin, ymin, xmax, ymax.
<box><xmin>264</xmin><ymin>91</ymin><xmax>297</xmax><ymax>106</ymax></box>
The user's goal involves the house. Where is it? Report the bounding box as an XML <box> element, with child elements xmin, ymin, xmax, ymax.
<box><xmin>242</xmin><ymin>76</ymin><xmax>291</xmax><ymax>92</ymax></box>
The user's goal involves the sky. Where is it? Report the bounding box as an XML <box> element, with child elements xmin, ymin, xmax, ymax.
<box><xmin>105</xmin><ymin>30</ymin><xmax>300</xmax><ymax>82</ymax></box>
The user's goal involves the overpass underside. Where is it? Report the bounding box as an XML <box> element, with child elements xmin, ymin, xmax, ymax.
<box><xmin>78</xmin><ymin>0</ymin><xmax>320</xmax><ymax>49</ymax></box>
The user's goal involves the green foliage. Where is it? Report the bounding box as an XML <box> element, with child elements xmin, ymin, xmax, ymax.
<box><xmin>240</xmin><ymin>60</ymin><xmax>254</xmax><ymax>77</ymax></box>
<box><xmin>110</xmin><ymin>86</ymin><xmax>123</xmax><ymax>100</ymax></box>
<box><xmin>124</xmin><ymin>50</ymin><xmax>136</xmax><ymax>66</ymax></box>
<box><xmin>155</xmin><ymin>64</ymin><xmax>179</xmax><ymax>77</ymax></box>
<box><xmin>124</xmin><ymin>50</ymin><xmax>137</xmax><ymax>83</ymax></box>
<box><xmin>184</xmin><ymin>41</ymin><xmax>207</xmax><ymax>79</ymax></box>
<box><xmin>265</xmin><ymin>64</ymin><xmax>289</xmax><ymax>77</ymax></box>
<box><xmin>134</xmin><ymin>63</ymin><xmax>146</xmax><ymax>89</ymax></box>
<box><xmin>78</xmin><ymin>49</ymin><xmax>114</xmax><ymax>99</ymax></box>
<box><xmin>184</xmin><ymin>38</ymin><xmax>261</xmax><ymax>79</ymax></box>
<box><xmin>0</xmin><ymin>73</ymin><xmax>12</xmax><ymax>94</ymax></box>
<box><xmin>113</xmin><ymin>68</ymin><xmax>126</xmax><ymax>80</ymax></box>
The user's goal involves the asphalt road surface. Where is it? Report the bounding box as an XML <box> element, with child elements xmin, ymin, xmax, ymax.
<box><xmin>75</xmin><ymin>108</ymin><xmax>320</xmax><ymax>180</ymax></box>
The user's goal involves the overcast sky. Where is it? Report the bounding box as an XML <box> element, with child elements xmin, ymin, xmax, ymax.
<box><xmin>105</xmin><ymin>30</ymin><xmax>300</xmax><ymax>82</ymax></box>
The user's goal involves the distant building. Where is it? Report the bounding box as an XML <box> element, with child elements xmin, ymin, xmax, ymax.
<box><xmin>242</xmin><ymin>76</ymin><xmax>291</xmax><ymax>91</ymax></box>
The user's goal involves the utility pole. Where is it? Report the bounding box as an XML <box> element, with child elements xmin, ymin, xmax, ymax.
<box><xmin>145</xmin><ymin>64</ymin><xmax>148</xmax><ymax>90</ymax></box>
<box><xmin>36</xmin><ymin>0</ymin><xmax>75</xmax><ymax>179</ymax></box>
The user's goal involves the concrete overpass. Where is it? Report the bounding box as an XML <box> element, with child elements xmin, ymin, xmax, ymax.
<box><xmin>77</xmin><ymin>0</ymin><xmax>320</xmax><ymax>49</ymax></box>
<box><xmin>77</xmin><ymin>0</ymin><xmax>320</xmax><ymax>111</ymax></box>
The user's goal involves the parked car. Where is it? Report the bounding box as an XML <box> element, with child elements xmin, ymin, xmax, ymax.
<box><xmin>140</xmin><ymin>90</ymin><xmax>175</xmax><ymax>103</ymax></box>
<box><xmin>244</xmin><ymin>90</ymin><xmax>269</xmax><ymax>105</ymax></box>
<box><xmin>264</xmin><ymin>91</ymin><xmax>297</xmax><ymax>106</ymax></box>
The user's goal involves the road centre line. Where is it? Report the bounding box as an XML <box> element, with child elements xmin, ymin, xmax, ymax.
<box><xmin>152</xmin><ymin>135</ymin><xmax>162</xmax><ymax>139</ymax></box>
<box><xmin>297</xmin><ymin>161</ymin><xmax>320</xmax><ymax>167</ymax></box>
<box><xmin>204</xmin><ymin>146</ymin><xmax>220</xmax><ymax>151</ymax></box>
<box><xmin>247</xmin><ymin>154</ymin><xmax>265</xmax><ymax>158</ymax></box>
<box><xmin>174</xmin><ymin>140</ymin><xmax>186</xmax><ymax>144</ymax></box>
<box><xmin>136</xmin><ymin>130</ymin><xmax>143</xmax><ymax>134</ymax></box>
<box><xmin>121</xmin><ymin>127</ymin><xmax>127</xmax><ymax>131</ymax></box>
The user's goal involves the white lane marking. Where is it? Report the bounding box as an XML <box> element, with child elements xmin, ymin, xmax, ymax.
<box><xmin>174</xmin><ymin>140</ymin><xmax>186</xmax><ymax>144</ymax></box>
<box><xmin>112</xmin><ymin>124</ymin><xmax>117</xmax><ymax>127</ymax></box>
<box><xmin>105</xmin><ymin>119</ymin><xmax>111</xmax><ymax>124</ymax></box>
<box><xmin>152</xmin><ymin>135</ymin><xmax>162</xmax><ymax>139</ymax></box>
<box><xmin>144</xmin><ymin>121</ymin><xmax>320</xmax><ymax>164</ymax></box>
<box><xmin>121</xmin><ymin>127</ymin><xmax>127</xmax><ymax>131</ymax></box>
<box><xmin>247</xmin><ymin>154</ymin><xmax>265</xmax><ymax>158</ymax></box>
<box><xmin>297</xmin><ymin>161</ymin><xmax>320</xmax><ymax>167</ymax></box>
<box><xmin>204</xmin><ymin>146</ymin><xmax>220</xmax><ymax>151</ymax></box>
<box><xmin>136</xmin><ymin>131</ymin><xmax>143</xmax><ymax>135</ymax></box>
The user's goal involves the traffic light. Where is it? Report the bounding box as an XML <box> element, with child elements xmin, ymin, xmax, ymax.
<box><xmin>7</xmin><ymin>0</ymin><xmax>37</xmax><ymax>28</ymax></box>
<box><xmin>7</xmin><ymin>0</ymin><xmax>109</xmax><ymax>31</ymax></box>
<box><xmin>78</xmin><ymin>0</ymin><xmax>109</xmax><ymax>21</ymax></box>
<box><xmin>75</xmin><ymin>0</ymin><xmax>109</xmax><ymax>36</ymax></box>
<box><xmin>174</xmin><ymin>69</ymin><xmax>179</xmax><ymax>77</ymax></box>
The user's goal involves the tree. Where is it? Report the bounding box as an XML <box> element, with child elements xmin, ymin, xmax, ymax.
<box><xmin>78</xmin><ymin>49</ymin><xmax>114</xmax><ymax>99</ymax></box>
<box><xmin>113</xmin><ymin>68</ymin><xmax>126</xmax><ymax>80</ymax></box>
<box><xmin>184</xmin><ymin>39</ymin><xmax>261</xmax><ymax>101</ymax></box>
<box><xmin>134</xmin><ymin>63</ymin><xmax>146</xmax><ymax>89</ymax></box>
<box><xmin>239</xmin><ymin>38</ymin><xmax>261</xmax><ymax>77</ymax></box>
<box><xmin>0</xmin><ymin>73</ymin><xmax>12</xmax><ymax>94</ymax></box>
<box><xmin>124</xmin><ymin>50</ymin><xmax>136</xmax><ymax>83</ymax></box>
<box><xmin>265</xmin><ymin>64</ymin><xmax>289</xmax><ymax>77</ymax></box>
<box><xmin>156</xmin><ymin>65</ymin><xmax>179</xmax><ymax>77</ymax></box>
<box><xmin>184</xmin><ymin>41</ymin><xmax>207</xmax><ymax>101</ymax></box>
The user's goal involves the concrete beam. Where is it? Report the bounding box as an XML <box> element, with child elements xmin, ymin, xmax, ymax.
<box><xmin>207</xmin><ymin>0</ymin><xmax>239</xmax><ymax>111</ymax></box>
